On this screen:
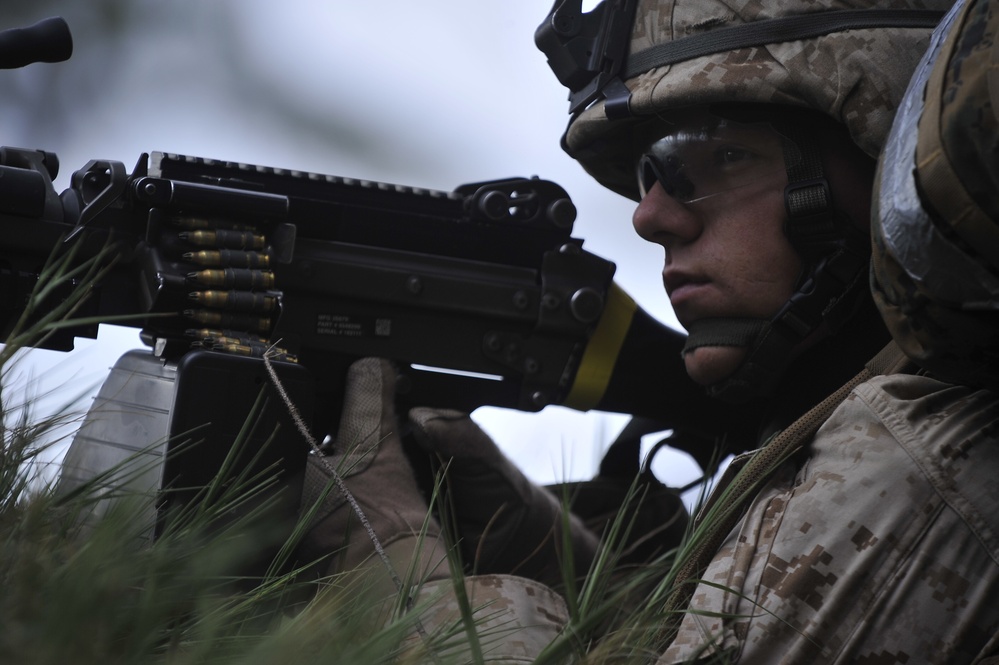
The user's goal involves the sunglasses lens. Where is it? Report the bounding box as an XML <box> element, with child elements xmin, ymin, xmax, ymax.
<box><xmin>634</xmin><ymin>116</ymin><xmax>792</xmax><ymax>203</ymax></box>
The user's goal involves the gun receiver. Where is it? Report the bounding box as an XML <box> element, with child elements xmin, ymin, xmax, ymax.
<box><xmin>2</xmin><ymin>147</ymin><xmax>689</xmax><ymax>421</ymax></box>
<box><xmin>2</xmin><ymin>146</ymin><xmax>712</xmax><ymax>539</ymax></box>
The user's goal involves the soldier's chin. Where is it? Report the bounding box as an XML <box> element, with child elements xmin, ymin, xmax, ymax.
<box><xmin>683</xmin><ymin>345</ymin><xmax>749</xmax><ymax>387</ymax></box>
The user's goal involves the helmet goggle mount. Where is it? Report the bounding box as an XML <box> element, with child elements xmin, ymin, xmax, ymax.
<box><xmin>535</xmin><ymin>0</ymin><xmax>639</xmax><ymax>119</ymax></box>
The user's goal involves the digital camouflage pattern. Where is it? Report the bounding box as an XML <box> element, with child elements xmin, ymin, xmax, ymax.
<box><xmin>401</xmin><ymin>575</ymin><xmax>569</xmax><ymax>663</ymax></box>
<box><xmin>872</xmin><ymin>0</ymin><xmax>999</xmax><ymax>391</ymax></box>
<box><xmin>565</xmin><ymin>0</ymin><xmax>951</xmax><ymax>200</ymax></box>
<box><xmin>660</xmin><ymin>373</ymin><xmax>999</xmax><ymax>663</ymax></box>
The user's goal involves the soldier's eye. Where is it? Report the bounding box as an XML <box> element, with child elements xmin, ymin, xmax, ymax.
<box><xmin>715</xmin><ymin>146</ymin><xmax>753</xmax><ymax>166</ymax></box>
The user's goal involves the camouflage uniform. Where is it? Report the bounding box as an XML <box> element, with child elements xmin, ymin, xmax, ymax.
<box><xmin>661</xmin><ymin>373</ymin><xmax>999</xmax><ymax>663</ymax></box>
<box><xmin>402</xmin><ymin>575</ymin><xmax>569</xmax><ymax>663</ymax></box>
<box><xmin>659</xmin><ymin>1</ymin><xmax>999</xmax><ymax>661</ymax></box>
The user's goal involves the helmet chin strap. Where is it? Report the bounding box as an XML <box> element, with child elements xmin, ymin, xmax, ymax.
<box><xmin>682</xmin><ymin>315</ymin><xmax>810</xmax><ymax>403</ymax></box>
<box><xmin>681</xmin><ymin>123</ymin><xmax>870</xmax><ymax>404</ymax></box>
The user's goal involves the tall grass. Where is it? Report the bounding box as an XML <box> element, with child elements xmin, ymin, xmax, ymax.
<box><xmin>0</xmin><ymin>240</ymin><xmax>454</xmax><ymax>664</ymax></box>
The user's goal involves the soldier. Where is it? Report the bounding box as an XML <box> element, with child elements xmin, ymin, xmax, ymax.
<box><xmin>300</xmin><ymin>0</ymin><xmax>999</xmax><ymax>661</ymax></box>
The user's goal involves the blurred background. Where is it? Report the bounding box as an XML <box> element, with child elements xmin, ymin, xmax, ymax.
<box><xmin>0</xmin><ymin>1</ymin><xmax>702</xmax><ymax>490</ymax></box>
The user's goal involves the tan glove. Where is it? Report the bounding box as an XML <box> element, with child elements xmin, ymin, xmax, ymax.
<box><xmin>298</xmin><ymin>359</ymin><xmax>450</xmax><ymax>594</ymax></box>
<box><xmin>408</xmin><ymin>407</ymin><xmax>600</xmax><ymax>590</ymax></box>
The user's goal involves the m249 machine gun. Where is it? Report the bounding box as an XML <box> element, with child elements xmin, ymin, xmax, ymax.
<box><xmin>0</xmin><ymin>17</ymin><xmax>724</xmax><ymax>542</ymax></box>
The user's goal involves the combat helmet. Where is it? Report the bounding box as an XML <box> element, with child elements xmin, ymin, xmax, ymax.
<box><xmin>873</xmin><ymin>0</ymin><xmax>999</xmax><ymax>391</ymax></box>
<box><xmin>537</xmin><ymin>0</ymin><xmax>952</xmax><ymax>402</ymax></box>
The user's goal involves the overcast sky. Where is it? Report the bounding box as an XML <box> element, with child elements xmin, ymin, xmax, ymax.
<box><xmin>2</xmin><ymin>1</ymin><xmax>702</xmax><ymax>489</ymax></box>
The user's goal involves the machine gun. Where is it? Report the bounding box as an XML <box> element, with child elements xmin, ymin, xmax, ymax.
<box><xmin>6</xmin><ymin>146</ymin><xmax>707</xmax><ymax>536</ymax></box>
<box><xmin>0</xmin><ymin>18</ymin><xmax>732</xmax><ymax>543</ymax></box>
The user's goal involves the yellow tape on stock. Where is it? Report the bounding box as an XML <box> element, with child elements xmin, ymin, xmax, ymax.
<box><xmin>563</xmin><ymin>282</ymin><xmax>637</xmax><ymax>411</ymax></box>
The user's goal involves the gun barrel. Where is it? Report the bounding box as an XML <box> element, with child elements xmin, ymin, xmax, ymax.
<box><xmin>0</xmin><ymin>17</ymin><xmax>72</xmax><ymax>69</ymax></box>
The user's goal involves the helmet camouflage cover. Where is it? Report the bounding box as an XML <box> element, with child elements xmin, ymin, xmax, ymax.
<box><xmin>873</xmin><ymin>0</ymin><xmax>999</xmax><ymax>391</ymax></box>
<box><xmin>563</xmin><ymin>0</ymin><xmax>954</xmax><ymax>201</ymax></box>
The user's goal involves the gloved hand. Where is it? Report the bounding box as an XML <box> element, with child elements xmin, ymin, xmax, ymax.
<box><xmin>298</xmin><ymin>358</ymin><xmax>450</xmax><ymax>594</ymax></box>
<box><xmin>408</xmin><ymin>407</ymin><xmax>600</xmax><ymax>590</ymax></box>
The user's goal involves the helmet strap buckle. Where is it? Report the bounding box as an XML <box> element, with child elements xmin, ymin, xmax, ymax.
<box><xmin>784</xmin><ymin>176</ymin><xmax>841</xmax><ymax>260</ymax></box>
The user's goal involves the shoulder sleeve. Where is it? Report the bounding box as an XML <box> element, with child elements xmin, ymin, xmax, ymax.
<box><xmin>872</xmin><ymin>0</ymin><xmax>999</xmax><ymax>391</ymax></box>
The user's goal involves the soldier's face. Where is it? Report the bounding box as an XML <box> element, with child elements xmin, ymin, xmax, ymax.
<box><xmin>631</xmin><ymin>118</ymin><xmax>803</xmax><ymax>386</ymax></box>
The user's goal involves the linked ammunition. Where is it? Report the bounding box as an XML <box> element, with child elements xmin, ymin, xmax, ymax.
<box><xmin>182</xmin><ymin>249</ymin><xmax>270</xmax><ymax>268</ymax></box>
<box><xmin>186</xmin><ymin>268</ymin><xmax>275</xmax><ymax>290</ymax></box>
<box><xmin>188</xmin><ymin>290</ymin><xmax>277</xmax><ymax>312</ymax></box>
<box><xmin>184</xmin><ymin>309</ymin><xmax>271</xmax><ymax>332</ymax></box>
<box><xmin>179</xmin><ymin>229</ymin><xmax>265</xmax><ymax>250</ymax></box>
